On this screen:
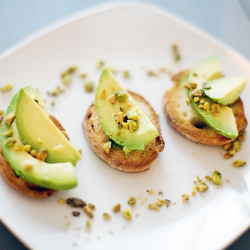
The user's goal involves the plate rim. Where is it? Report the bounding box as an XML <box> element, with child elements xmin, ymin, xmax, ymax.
<box><xmin>0</xmin><ymin>2</ymin><xmax>250</xmax><ymax>249</ymax></box>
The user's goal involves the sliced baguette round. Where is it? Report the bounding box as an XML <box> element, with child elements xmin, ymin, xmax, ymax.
<box><xmin>0</xmin><ymin>115</ymin><xmax>69</xmax><ymax>198</ymax></box>
<box><xmin>164</xmin><ymin>70</ymin><xmax>247</xmax><ymax>146</ymax></box>
<box><xmin>83</xmin><ymin>91</ymin><xmax>164</xmax><ymax>173</ymax></box>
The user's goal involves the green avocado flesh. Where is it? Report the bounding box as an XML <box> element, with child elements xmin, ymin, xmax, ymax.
<box><xmin>95</xmin><ymin>69</ymin><xmax>159</xmax><ymax>152</ymax></box>
<box><xmin>188</xmin><ymin>56</ymin><xmax>238</xmax><ymax>139</ymax></box>
<box><xmin>204</xmin><ymin>76</ymin><xmax>247</xmax><ymax>105</ymax></box>
<box><xmin>1</xmin><ymin>87</ymin><xmax>77</xmax><ymax>190</ymax></box>
<box><xmin>15</xmin><ymin>88</ymin><xmax>81</xmax><ymax>166</ymax></box>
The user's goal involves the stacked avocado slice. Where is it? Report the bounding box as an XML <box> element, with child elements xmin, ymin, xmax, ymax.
<box><xmin>187</xmin><ymin>56</ymin><xmax>247</xmax><ymax>138</ymax></box>
<box><xmin>1</xmin><ymin>86</ymin><xmax>81</xmax><ymax>190</ymax></box>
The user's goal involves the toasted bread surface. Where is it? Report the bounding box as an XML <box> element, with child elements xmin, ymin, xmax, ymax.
<box><xmin>0</xmin><ymin>115</ymin><xmax>68</xmax><ymax>198</ymax></box>
<box><xmin>164</xmin><ymin>70</ymin><xmax>247</xmax><ymax>145</ymax></box>
<box><xmin>83</xmin><ymin>91</ymin><xmax>164</xmax><ymax>173</ymax></box>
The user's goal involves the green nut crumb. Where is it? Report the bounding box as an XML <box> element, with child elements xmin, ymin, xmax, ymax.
<box><xmin>114</xmin><ymin>91</ymin><xmax>128</xmax><ymax>102</ymax></box>
<box><xmin>123</xmin><ymin>70</ymin><xmax>130</xmax><ymax>78</ymax></box>
<box><xmin>233</xmin><ymin>141</ymin><xmax>241</xmax><ymax>152</ymax></box>
<box><xmin>102</xmin><ymin>141</ymin><xmax>112</xmax><ymax>154</ymax></box>
<box><xmin>103</xmin><ymin>213</ymin><xmax>111</xmax><ymax>220</ymax></box>
<box><xmin>67</xmin><ymin>66</ymin><xmax>78</xmax><ymax>74</ymax></box>
<box><xmin>86</xmin><ymin>219</ymin><xmax>92</xmax><ymax>229</ymax></box>
<box><xmin>232</xmin><ymin>160</ymin><xmax>246</xmax><ymax>167</ymax></box>
<box><xmin>172</xmin><ymin>44</ymin><xmax>181</xmax><ymax>61</ymax></box>
<box><xmin>5</xmin><ymin>138</ymin><xmax>16</xmax><ymax>147</ymax></box>
<box><xmin>128</xmin><ymin>196</ymin><xmax>137</xmax><ymax>205</ymax></box>
<box><xmin>83</xmin><ymin>206</ymin><xmax>94</xmax><ymax>218</ymax></box>
<box><xmin>5</xmin><ymin>113</ymin><xmax>16</xmax><ymax>126</ymax></box>
<box><xmin>212</xmin><ymin>170</ymin><xmax>222</xmax><ymax>185</ymax></box>
<box><xmin>126</xmin><ymin>110</ymin><xmax>138</xmax><ymax>121</ymax></box>
<box><xmin>0</xmin><ymin>83</ymin><xmax>13</xmax><ymax>92</ymax></box>
<box><xmin>127</xmin><ymin>120</ymin><xmax>138</xmax><ymax>132</ymax></box>
<box><xmin>84</xmin><ymin>81</ymin><xmax>94</xmax><ymax>92</ymax></box>
<box><xmin>112</xmin><ymin>203</ymin><xmax>121</xmax><ymax>212</ymax></box>
<box><xmin>61</xmin><ymin>72</ymin><xmax>71</xmax><ymax>85</ymax></box>
<box><xmin>80</xmin><ymin>73</ymin><xmax>87</xmax><ymax>78</ymax></box>
<box><xmin>193</xmin><ymin>182</ymin><xmax>209</xmax><ymax>192</ymax></box>
<box><xmin>88</xmin><ymin>203</ymin><xmax>96</xmax><ymax>210</ymax></box>
<box><xmin>182</xmin><ymin>194</ymin><xmax>190</xmax><ymax>203</ymax></box>
<box><xmin>4</xmin><ymin>130</ymin><xmax>13</xmax><ymax>137</ymax></box>
<box><xmin>122</xmin><ymin>209</ymin><xmax>132</xmax><ymax>220</ymax></box>
<box><xmin>0</xmin><ymin>110</ymin><xmax>4</xmax><ymax>116</ymax></box>
<box><xmin>147</xmin><ymin>70</ymin><xmax>158</xmax><ymax>77</ymax></box>
<box><xmin>96</xmin><ymin>60</ymin><xmax>104</xmax><ymax>69</ymax></box>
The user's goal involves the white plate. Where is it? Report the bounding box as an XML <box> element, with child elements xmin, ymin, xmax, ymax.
<box><xmin>1</xmin><ymin>3</ymin><xmax>250</xmax><ymax>250</ymax></box>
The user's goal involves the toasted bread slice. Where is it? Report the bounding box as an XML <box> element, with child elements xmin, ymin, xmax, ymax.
<box><xmin>83</xmin><ymin>91</ymin><xmax>164</xmax><ymax>172</ymax></box>
<box><xmin>164</xmin><ymin>70</ymin><xmax>247</xmax><ymax>145</ymax></box>
<box><xmin>0</xmin><ymin>115</ymin><xmax>69</xmax><ymax>198</ymax></box>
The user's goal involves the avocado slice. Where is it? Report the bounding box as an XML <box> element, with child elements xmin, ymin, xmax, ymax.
<box><xmin>1</xmin><ymin>88</ymin><xmax>77</xmax><ymax>190</ymax></box>
<box><xmin>188</xmin><ymin>56</ymin><xmax>238</xmax><ymax>139</ymax></box>
<box><xmin>204</xmin><ymin>76</ymin><xmax>247</xmax><ymax>105</ymax></box>
<box><xmin>15</xmin><ymin>88</ymin><xmax>81</xmax><ymax>166</ymax></box>
<box><xmin>95</xmin><ymin>69</ymin><xmax>159</xmax><ymax>152</ymax></box>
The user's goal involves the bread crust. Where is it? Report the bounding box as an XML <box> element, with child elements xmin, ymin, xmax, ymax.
<box><xmin>0</xmin><ymin>115</ymin><xmax>68</xmax><ymax>198</ymax></box>
<box><xmin>83</xmin><ymin>91</ymin><xmax>164</xmax><ymax>172</ymax></box>
<box><xmin>164</xmin><ymin>70</ymin><xmax>247</xmax><ymax>145</ymax></box>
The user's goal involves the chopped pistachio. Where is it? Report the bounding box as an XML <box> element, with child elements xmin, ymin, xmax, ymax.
<box><xmin>233</xmin><ymin>141</ymin><xmax>241</xmax><ymax>152</ymax></box>
<box><xmin>147</xmin><ymin>189</ymin><xmax>154</xmax><ymax>195</ymax></box>
<box><xmin>23</xmin><ymin>144</ymin><xmax>32</xmax><ymax>152</ymax></box>
<box><xmin>0</xmin><ymin>83</ymin><xmax>13</xmax><ymax>92</ymax></box>
<box><xmin>58</xmin><ymin>198</ymin><xmax>65</xmax><ymax>204</ymax></box>
<box><xmin>183</xmin><ymin>82</ymin><xmax>191</xmax><ymax>90</ymax></box>
<box><xmin>24</xmin><ymin>164</ymin><xmax>33</xmax><ymax>171</ymax></box>
<box><xmin>123</xmin><ymin>70</ymin><xmax>130</xmax><ymax>78</ymax></box>
<box><xmin>5</xmin><ymin>138</ymin><xmax>16</xmax><ymax>147</ymax></box>
<box><xmin>5</xmin><ymin>113</ymin><xmax>16</xmax><ymax>126</ymax></box>
<box><xmin>203</xmin><ymin>102</ymin><xmax>210</xmax><ymax>111</ymax></box>
<box><xmin>51</xmin><ymin>101</ymin><xmax>55</xmax><ymax>106</ymax></box>
<box><xmin>96</xmin><ymin>60</ymin><xmax>104</xmax><ymax>69</ymax></box>
<box><xmin>108</xmin><ymin>94</ymin><xmax>116</xmax><ymax>104</ymax></box>
<box><xmin>68</xmin><ymin>66</ymin><xmax>78</xmax><ymax>74</ymax></box>
<box><xmin>147</xmin><ymin>204</ymin><xmax>160</xmax><ymax>211</ymax></box>
<box><xmin>37</xmin><ymin>149</ymin><xmax>48</xmax><ymax>161</ymax></box>
<box><xmin>157</xmin><ymin>199</ymin><xmax>171</xmax><ymax>207</ymax></box>
<box><xmin>67</xmin><ymin>197</ymin><xmax>86</xmax><ymax>207</ymax></box>
<box><xmin>127</xmin><ymin>120</ymin><xmax>138</xmax><ymax>132</ymax></box>
<box><xmin>172</xmin><ymin>44</ymin><xmax>181</xmax><ymax>61</ymax></box>
<box><xmin>103</xmin><ymin>141</ymin><xmax>112</xmax><ymax>154</ymax></box>
<box><xmin>186</xmin><ymin>97</ymin><xmax>190</xmax><ymax>105</ymax></box>
<box><xmin>83</xmin><ymin>206</ymin><xmax>94</xmax><ymax>218</ymax></box>
<box><xmin>194</xmin><ymin>97</ymin><xmax>200</xmax><ymax>102</ymax></box>
<box><xmin>211</xmin><ymin>103</ymin><xmax>220</xmax><ymax>116</ymax></box>
<box><xmin>112</xmin><ymin>203</ymin><xmax>121</xmax><ymax>212</ymax></box>
<box><xmin>122</xmin><ymin>209</ymin><xmax>132</xmax><ymax>220</ymax></box>
<box><xmin>84</xmin><ymin>81</ymin><xmax>94</xmax><ymax>92</ymax></box>
<box><xmin>13</xmin><ymin>145</ymin><xmax>23</xmax><ymax>151</ymax></box>
<box><xmin>4</xmin><ymin>130</ymin><xmax>13</xmax><ymax>137</ymax></box>
<box><xmin>99</xmin><ymin>89</ymin><xmax>106</xmax><ymax>99</ymax></box>
<box><xmin>86</xmin><ymin>219</ymin><xmax>92</xmax><ymax>229</ymax></box>
<box><xmin>191</xmin><ymin>190</ymin><xmax>196</xmax><ymax>196</ymax></box>
<box><xmin>148</xmin><ymin>70</ymin><xmax>158</xmax><ymax>77</ymax></box>
<box><xmin>127</xmin><ymin>110</ymin><xmax>138</xmax><ymax>121</ymax></box>
<box><xmin>228</xmin><ymin>147</ymin><xmax>235</xmax><ymax>156</ymax></box>
<box><xmin>30</xmin><ymin>149</ymin><xmax>38</xmax><ymax>158</ymax></box>
<box><xmin>198</xmin><ymin>104</ymin><xmax>204</xmax><ymax>109</ymax></box>
<box><xmin>223</xmin><ymin>143</ymin><xmax>232</xmax><ymax>151</ymax></box>
<box><xmin>199</xmin><ymin>98</ymin><xmax>205</xmax><ymax>104</ymax></box>
<box><xmin>193</xmin><ymin>182</ymin><xmax>209</xmax><ymax>192</ymax></box>
<box><xmin>114</xmin><ymin>91</ymin><xmax>128</xmax><ymax>102</ymax></box>
<box><xmin>191</xmin><ymin>82</ymin><xmax>197</xmax><ymax>89</ymax></box>
<box><xmin>232</xmin><ymin>160</ymin><xmax>246</xmax><ymax>167</ymax></box>
<box><xmin>212</xmin><ymin>170</ymin><xmax>222</xmax><ymax>185</ymax></box>
<box><xmin>224</xmin><ymin>153</ymin><xmax>231</xmax><ymax>159</ymax></box>
<box><xmin>182</xmin><ymin>194</ymin><xmax>190</xmax><ymax>203</ymax></box>
<box><xmin>202</xmin><ymin>82</ymin><xmax>211</xmax><ymax>89</ymax></box>
<box><xmin>88</xmin><ymin>203</ymin><xmax>96</xmax><ymax>210</ymax></box>
<box><xmin>122</xmin><ymin>122</ymin><xmax>128</xmax><ymax>130</ymax></box>
<box><xmin>204</xmin><ymin>175</ymin><xmax>211</xmax><ymax>181</ymax></box>
<box><xmin>61</xmin><ymin>72</ymin><xmax>71</xmax><ymax>85</ymax></box>
<box><xmin>114</xmin><ymin>112</ymin><xmax>124</xmax><ymax>125</ymax></box>
<box><xmin>52</xmin><ymin>144</ymin><xmax>64</xmax><ymax>152</ymax></box>
<box><xmin>72</xmin><ymin>211</ymin><xmax>80</xmax><ymax>217</ymax></box>
<box><xmin>0</xmin><ymin>110</ymin><xmax>4</xmax><ymax>116</ymax></box>
<box><xmin>80</xmin><ymin>73</ymin><xmax>87</xmax><ymax>78</ymax></box>
<box><xmin>128</xmin><ymin>196</ymin><xmax>137</xmax><ymax>205</ymax></box>
<box><xmin>191</xmin><ymin>88</ymin><xmax>202</xmax><ymax>97</ymax></box>
<box><xmin>103</xmin><ymin>213</ymin><xmax>111</xmax><ymax>220</ymax></box>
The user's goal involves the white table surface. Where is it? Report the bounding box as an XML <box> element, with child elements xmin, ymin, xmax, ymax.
<box><xmin>0</xmin><ymin>0</ymin><xmax>250</xmax><ymax>249</ymax></box>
